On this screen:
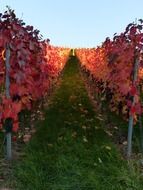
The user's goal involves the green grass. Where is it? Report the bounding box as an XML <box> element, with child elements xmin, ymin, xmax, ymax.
<box><xmin>97</xmin><ymin>98</ymin><xmax>143</xmax><ymax>154</ymax></box>
<box><xmin>4</xmin><ymin>56</ymin><xmax>143</xmax><ymax>190</ymax></box>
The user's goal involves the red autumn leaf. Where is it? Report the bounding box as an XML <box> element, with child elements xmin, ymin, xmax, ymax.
<box><xmin>18</xmin><ymin>86</ymin><xmax>28</xmax><ymax>96</ymax></box>
<box><xmin>127</xmin><ymin>100</ymin><xmax>132</xmax><ymax>107</ymax></box>
<box><xmin>12</xmin><ymin>102</ymin><xmax>22</xmax><ymax>113</ymax></box>
<box><xmin>2</xmin><ymin>98</ymin><xmax>12</xmax><ymax>107</ymax></box>
<box><xmin>12</xmin><ymin>135</ymin><xmax>17</xmax><ymax>142</ymax></box>
<box><xmin>135</xmin><ymin>103</ymin><xmax>142</xmax><ymax>115</ymax></box>
<box><xmin>26</xmin><ymin>25</ymin><xmax>33</xmax><ymax>31</ymax></box>
<box><xmin>10</xmin><ymin>83</ymin><xmax>19</xmax><ymax>95</ymax></box>
<box><xmin>130</xmin><ymin>26</ymin><xmax>137</xmax><ymax>35</ymax></box>
<box><xmin>17</xmin><ymin>42</ymin><xmax>24</xmax><ymax>50</ymax></box>
<box><xmin>0</xmin><ymin>35</ymin><xmax>5</xmax><ymax>47</ymax></box>
<box><xmin>130</xmin><ymin>106</ymin><xmax>136</xmax><ymax>116</ymax></box>
<box><xmin>130</xmin><ymin>85</ymin><xmax>137</xmax><ymax>96</ymax></box>
<box><xmin>29</xmin><ymin>41</ymin><xmax>35</xmax><ymax>50</ymax></box>
<box><xmin>3</xmin><ymin>108</ymin><xmax>17</xmax><ymax>120</ymax></box>
<box><xmin>0</xmin><ymin>123</ymin><xmax>3</xmax><ymax>130</ymax></box>
<box><xmin>13</xmin><ymin>122</ymin><xmax>19</xmax><ymax>132</ymax></box>
<box><xmin>120</xmin><ymin>83</ymin><xmax>130</xmax><ymax>95</ymax></box>
<box><xmin>12</xmin><ymin>23</ymin><xmax>21</xmax><ymax>31</ymax></box>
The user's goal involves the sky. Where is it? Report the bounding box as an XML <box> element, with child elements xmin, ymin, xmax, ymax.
<box><xmin>0</xmin><ymin>0</ymin><xmax>143</xmax><ymax>48</ymax></box>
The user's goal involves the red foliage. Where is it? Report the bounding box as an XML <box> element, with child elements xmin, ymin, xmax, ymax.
<box><xmin>0</xmin><ymin>8</ymin><xmax>70</xmax><ymax>132</ymax></box>
<box><xmin>76</xmin><ymin>21</ymin><xmax>143</xmax><ymax>121</ymax></box>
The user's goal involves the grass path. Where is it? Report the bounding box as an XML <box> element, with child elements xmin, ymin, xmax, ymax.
<box><xmin>8</xmin><ymin>56</ymin><xmax>143</xmax><ymax>190</ymax></box>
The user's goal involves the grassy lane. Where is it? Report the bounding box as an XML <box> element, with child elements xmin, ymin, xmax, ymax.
<box><xmin>8</xmin><ymin>56</ymin><xmax>143</xmax><ymax>190</ymax></box>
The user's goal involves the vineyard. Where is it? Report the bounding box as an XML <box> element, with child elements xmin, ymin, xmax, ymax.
<box><xmin>0</xmin><ymin>7</ymin><xmax>143</xmax><ymax>190</ymax></box>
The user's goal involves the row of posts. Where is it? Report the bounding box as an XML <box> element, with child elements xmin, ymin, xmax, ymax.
<box><xmin>3</xmin><ymin>46</ymin><xmax>142</xmax><ymax>160</ymax></box>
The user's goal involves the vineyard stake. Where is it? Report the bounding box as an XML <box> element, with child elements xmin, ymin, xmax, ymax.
<box><xmin>5</xmin><ymin>44</ymin><xmax>12</xmax><ymax>160</ymax></box>
<box><xmin>127</xmin><ymin>57</ymin><xmax>139</xmax><ymax>158</ymax></box>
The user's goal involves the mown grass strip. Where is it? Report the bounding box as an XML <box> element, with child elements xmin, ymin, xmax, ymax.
<box><xmin>5</xmin><ymin>56</ymin><xmax>143</xmax><ymax>190</ymax></box>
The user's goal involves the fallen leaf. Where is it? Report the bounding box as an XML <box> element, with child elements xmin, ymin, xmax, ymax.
<box><xmin>72</xmin><ymin>131</ymin><xmax>77</xmax><ymax>138</ymax></box>
<box><xmin>122</xmin><ymin>141</ymin><xmax>127</xmax><ymax>145</ymax></box>
<box><xmin>105</xmin><ymin>130</ymin><xmax>113</xmax><ymax>137</ymax></box>
<box><xmin>114</xmin><ymin>126</ymin><xmax>118</xmax><ymax>130</ymax></box>
<box><xmin>98</xmin><ymin>157</ymin><xmax>102</xmax><ymax>163</ymax></box>
<box><xmin>31</xmin><ymin>128</ymin><xmax>36</xmax><ymax>134</ymax></box>
<box><xmin>83</xmin><ymin>136</ymin><xmax>88</xmax><ymax>143</ymax></box>
<box><xmin>23</xmin><ymin>134</ymin><xmax>31</xmax><ymax>143</ymax></box>
<box><xmin>105</xmin><ymin>146</ymin><xmax>111</xmax><ymax>150</ymax></box>
<box><xmin>58</xmin><ymin>136</ymin><xmax>63</xmax><ymax>141</ymax></box>
<box><xmin>96</xmin><ymin>116</ymin><xmax>104</xmax><ymax>121</ymax></box>
<box><xmin>48</xmin><ymin>143</ymin><xmax>53</xmax><ymax>147</ymax></box>
<box><xmin>82</xmin><ymin>125</ymin><xmax>87</xmax><ymax>130</ymax></box>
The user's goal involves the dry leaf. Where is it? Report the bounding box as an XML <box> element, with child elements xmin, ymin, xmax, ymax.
<box><xmin>96</xmin><ymin>116</ymin><xmax>104</xmax><ymax>121</ymax></box>
<box><xmin>72</xmin><ymin>131</ymin><xmax>77</xmax><ymax>138</ymax></box>
<box><xmin>114</xmin><ymin>126</ymin><xmax>118</xmax><ymax>130</ymax></box>
<box><xmin>98</xmin><ymin>157</ymin><xmax>102</xmax><ymax>163</ymax></box>
<box><xmin>105</xmin><ymin>130</ymin><xmax>113</xmax><ymax>137</ymax></box>
<box><xmin>58</xmin><ymin>136</ymin><xmax>63</xmax><ymax>141</ymax></box>
<box><xmin>83</xmin><ymin>136</ymin><xmax>88</xmax><ymax>143</ymax></box>
<box><xmin>48</xmin><ymin>143</ymin><xmax>53</xmax><ymax>147</ymax></box>
<box><xmin>82</xmin><ymin>125</ymin><xmax>87</xmax><ymax>130</ymax></box>
<box><xmin>105</xmin><ymin>146</ymin><xmax>111</xmax><ymax>150</ymax></box>
<box><xmin>122</xmin><ymin>141</ymin><xmax>127</xmax><ymax>145</ymax></box>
